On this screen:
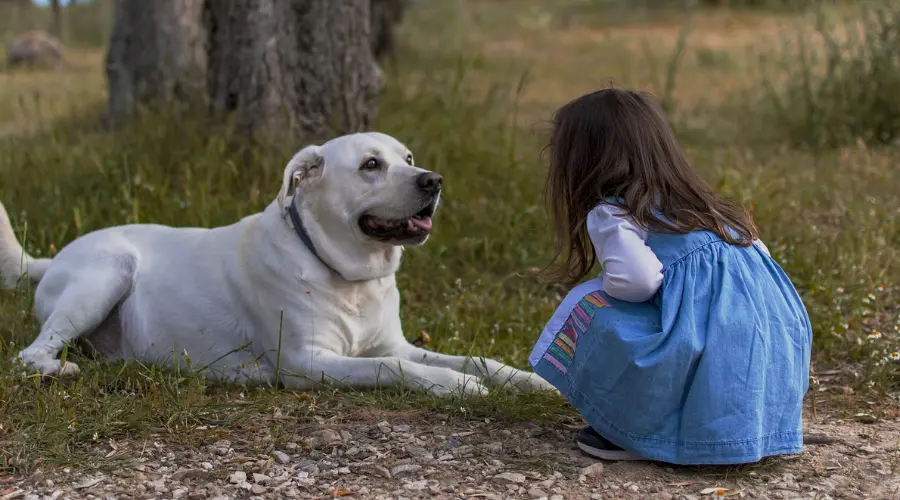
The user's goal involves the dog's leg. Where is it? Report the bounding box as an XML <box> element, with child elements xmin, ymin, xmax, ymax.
<box><xmin>387</xmin><ymin>343</ymin><xmax>556</xmax><ymax>392</ymax></box>
<box><xmin>276</xmin><ymin>350</ymin><xmax>489</xmax><ymax>397</ymax></box>
<box><xmin>16</xmin><ymin>261</ymin><xmax>133</xmax><ymax>378</ymax></box>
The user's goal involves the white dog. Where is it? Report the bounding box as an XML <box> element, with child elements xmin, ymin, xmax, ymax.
<box><xmin>0</xmin><ymin>132</ymin><xmax>553</xmax><ymax>396</ymax></box>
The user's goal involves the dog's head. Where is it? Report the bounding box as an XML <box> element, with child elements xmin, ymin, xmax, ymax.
<box><xmin>277</xmin><ymin>132</ymin><xmax>441</xmax><ymax>247</ymax></box>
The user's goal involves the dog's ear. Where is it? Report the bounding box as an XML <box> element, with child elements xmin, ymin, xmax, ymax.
<box><xmin>277</xmin><ymin>145</ymin><xmax>324</xmax><ymax>210</ymax></box>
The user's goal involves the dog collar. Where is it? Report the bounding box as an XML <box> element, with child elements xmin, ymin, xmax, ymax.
<box><xmin>287</xmin><ymin>199</ymin><xmax>339</xmax><ymax>277</ymax></box>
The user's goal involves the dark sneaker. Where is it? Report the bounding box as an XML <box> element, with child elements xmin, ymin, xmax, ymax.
<box><xmin>575</xmin><ymin>426</ymin><xmax>642</xmax><ymax>461</ymax></box>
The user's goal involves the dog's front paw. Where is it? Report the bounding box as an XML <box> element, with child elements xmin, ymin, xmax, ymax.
<box><xmin>14</xmin><ymin>350</ymin><xmax>81</xmax><ymax>379</ymax></box>
<box><xmin>495</xmin><ymin>369</ymin><xmax>558</xmax><ymax>393</ymax></box>
<box><xmin>425</xmin><ymin>371</ymin><xmax>488</xmax><ymax>398</ymax></box>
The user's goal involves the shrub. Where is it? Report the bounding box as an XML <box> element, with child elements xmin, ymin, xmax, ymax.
<box><xmin>761</xmin><ymin>1</ymin><xmax>900</xmax><ymax>149</ymax></box>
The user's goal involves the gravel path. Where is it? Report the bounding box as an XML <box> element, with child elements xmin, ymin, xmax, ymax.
<box><xmin>3</xmin><ymin>407</ymin><xmax>899</xmax><ymax>500</ymax></box>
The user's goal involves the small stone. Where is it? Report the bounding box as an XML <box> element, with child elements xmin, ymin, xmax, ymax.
<box><xmin>340</xmin><ymin>430</ymin><xmax>352</xmax><ymax>441</ymax></box>
<box><xmin>311</xmin><ymin>429</ymin><xmax>342</xmax><ymax>443</ymax></box>
<box><xmin>250</xmin><ymin>485</ymin><xmax>266</xmax><ymax>495</ymax></box>
<box><xmin>550</xmin><ymin>495</ymin><xmax>564</xmax><ymax>500</ymax></box>
<box><xmin>148</xmin><ymin>479</ymin><xmax>169</xmax><ymax>493</ymax></box>
<box><xmin>528</xmin><ymin>487</ymin><xmax>549</xmax><ymax>498</ymax></box>
<box><xmin>252</xmin><ymin>473</ymin><xmax>269</xmax><ymax>484</ymax></box>
<box><xmin>271</xmin><ymin>450</ymin><xmax>291</xmax><ymax>464</ymax></box>
<box><xmin>580</xmin><ymin>463</ymin><xmax>604</xmax><ymax>477</ymax></box>
<box><xmin>483</xmin><ymin>442</ymin><xmax>503</xmax><ymax>453</ymax></box>
<box><xmin>404</xmin><ymin>480</ymin><xmax>428</xmax><ymax>491</ymax></box>
<box><xmin>172</xmin><ymin>489</ymin><xmax>188</xmax><ymax>499</ymax></box>
<box><xmin>406</xmin><ymin>445</ymin><xmax>429</xmax><ymax>456</ymax></box>
<box><xmin>200</xmin><ymin>462</ymin><xmax>213</xmax><ymax>470</ymax></box>
<box><xmin>228</xmin><ymin>471</ymin><xmax>247</xmax><ymax>484</ymax></box>
<box><xmin>860</xmin><ymin>446</ymin><xmax>877</xmax><ymax>454</ymax></box>
<box><xmin>296</xmin><ymin>460</ymin><xmax>318</xmax><ymax>474</ymax></box>
<box><xmin>391</xmin><ymin>464</ymin><xmax>422</xmax><ymax>476</ymax></box>
<box><xmin>492</xmin><ymin>472</ymin><xmax>527</xmax><ymax>485</ymax></box>
<box><xmin>393</xmin><ymin>424</ymin><xmax>411</xmax><ymax>433</ymax></box>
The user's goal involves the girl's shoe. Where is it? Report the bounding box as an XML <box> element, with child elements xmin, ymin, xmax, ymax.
<box><xmin>575</xmin><ymin>426</ymin><xmax>643</xmax><ymax>461</ymax></box>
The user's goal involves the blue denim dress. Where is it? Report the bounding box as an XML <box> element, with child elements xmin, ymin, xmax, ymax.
<box><xmin>530</xmin><ymin>229</ymin><xmax>812</xmax><ymax>465</ymax></box>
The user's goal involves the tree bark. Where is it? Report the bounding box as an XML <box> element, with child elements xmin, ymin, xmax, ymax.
<box><xmin>49</xmin><ymin>0</ymin><xmax>61</xmax><ymax>38</ymax></box>
<box><xmin>204</xmin><ymin>0</ymin><xmax>383</xmax><ymax>138</ymax></box>
<box><xmin>370</xmin><ymin>0</ymin><xmax>406</xmax><ymax>60</ymax></box>
<box><xmin>104</xmin><ymin>0</ymin><xmax>206</xmax><ymax>126</ymax></box>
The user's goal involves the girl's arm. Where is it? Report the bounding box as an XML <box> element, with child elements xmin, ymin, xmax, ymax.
<box><xmin>587</xmin><ymin>204</ymin><xmax>663</xmax><ymax>303</ymax></box>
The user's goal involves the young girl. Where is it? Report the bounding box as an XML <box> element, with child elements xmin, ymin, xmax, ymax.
<box><xmin>529</xmin><ymin>88</ymin><xmax>812</xmax><ymax>465</ymax></box>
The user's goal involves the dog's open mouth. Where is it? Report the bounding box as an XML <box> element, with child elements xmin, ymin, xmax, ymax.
<box><xmin>359</xmin><ymin>200</ymin><xmax>437</xmax><ymax>244</ymax></box>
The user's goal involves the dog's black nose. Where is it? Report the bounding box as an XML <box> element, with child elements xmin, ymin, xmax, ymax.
<box><xmin>416</xmin><ymin>172</ymin><xmax>443</xmax><ymax>194</ymax></box>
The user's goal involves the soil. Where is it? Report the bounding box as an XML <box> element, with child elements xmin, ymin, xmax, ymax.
<box><xmin>2</xmin><ymin>405</ymin><xmax>899</xmax><ymax>500</ymax></box>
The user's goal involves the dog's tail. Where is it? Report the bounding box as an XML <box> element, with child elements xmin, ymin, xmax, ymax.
<box><xmin>0</xmin><ymin>201</ymin><xmax>51</xmax><ymax>289</ymax></box>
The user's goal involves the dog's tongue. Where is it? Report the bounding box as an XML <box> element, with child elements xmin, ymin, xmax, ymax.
<box><xmin>409</xmin><ymin>216</ymin><xmax>433</xmax><ymax>231</ymax></box>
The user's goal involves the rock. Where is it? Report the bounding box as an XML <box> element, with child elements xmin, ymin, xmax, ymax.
<box><xmin>252</xmin><ymin>473</ymin><xmax>269</xmax><ymax>484</ymax></box>
<box><xmin>528</xmin><ymin>487</ymin><xmax>549</xmax><ymax>498</ymax></box>
<box><xmin>311</xmin><ymin>429</ymin><xmax>342</xmax><ymax>443</ymax></box>
<box><xmin>271</xmin><ymin>450</ymin><xmax>291</xmax><ymax>464</ymax></box>
<box><xmin>391</xmin><ymin>464</ymin><xmax>422</xmax><ymax>476</ymax></box>
<box><xmin>550</xmin><ymin>495</ymin><xmax>564</xmax><ymax>500</ymax></box>
<box><xmin>404</xmin><ymin>480</ymin><xmax>428</xmax><ymax>491</ymax></box>
<box><xmin>148</xmin><ymin>479</ymin><xmax>169</xmax><ymax>493</ymax></box>
<box><xmin>483</xmin><ymin>442</ymin><xmax>503</xmax><ymax>453</ymax></box>
<box><xmin>580</xmin><ymin>463</ymin><xmax>604</xmax><ymax>477</ymax></box>
<box><xmin>6</xmin><ymin>31</ymin><xmax>63</xmax><ymax>68</ymax></box>
<box><xmin>405</xmin><ymin>444</ymin><xmax>430</xmax><ymax>457</ymax></box>
<box><xmin>493</xmin><ymin>472</ymin><xmax>527</xmax><ymax>485</ymax></box>
<box><xmin>250</xmin><ymin>485</ymin><xmax>266</xmax><ymax>495</ymax></box>
<box><xmin>296</xmin><ymin>460</ymin><xmax>318</xmax><ymax>474</ymax></box>
<box><xmin>228</xmin><ymin>471</ymin><xmax>246</xmax><ymax>484</ymax></box>
<box><xmin>392</xmin><ymin>424</ymin><xmax>411</xmax><ymax>433</ymax></box>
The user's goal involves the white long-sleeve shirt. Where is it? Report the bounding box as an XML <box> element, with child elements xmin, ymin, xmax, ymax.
<box><xmin>587</xmin><ymin>204</ymin><xmax>772</xmax><ymax>303</ymax></box>
<box><xmin>587</xmin><ymin>204</ymin><xmax>664</xmax><ymax>303</ymax></box>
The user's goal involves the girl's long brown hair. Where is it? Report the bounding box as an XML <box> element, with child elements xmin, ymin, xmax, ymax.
<box><xmin>540</xmin><ymin>88</ymin><xmax>758</xmax><ymax>286</ymax></box>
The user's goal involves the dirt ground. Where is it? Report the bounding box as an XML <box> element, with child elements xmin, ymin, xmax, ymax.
<box><xmin>2</xmin><ymin>401</ymin><xmax>898</xmax><ymax>500</ymax></box>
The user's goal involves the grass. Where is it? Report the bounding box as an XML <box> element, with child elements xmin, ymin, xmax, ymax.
<box><xmin>1</xmin><ymin>0</ymin><xmax>899</xmax><ymax>474</ymax></box>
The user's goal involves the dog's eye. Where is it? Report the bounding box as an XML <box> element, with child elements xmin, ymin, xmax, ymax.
<box><xmin>360</xmin><ymin>158</ymin><xmax>379</xmax><ymax>171</ymax></box>
<box><xmin>405</xmin><ymin>154</ymin><xmax>414</xmax><ymax>166</ymax></box>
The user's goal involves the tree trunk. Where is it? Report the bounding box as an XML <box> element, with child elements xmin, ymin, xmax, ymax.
<box><xmin>49</xmin><ymin>0</ymin><xmax>61</xmax><ymax>38</ymax></box>
<box><xmin>104</xmin><ymin>0</ymin><xmax>206</xmax><ymax>126</ymax></box>
<box><xmin>205</xmin><ymin>0</ymin><xmax>382</xmax><ymax>138</ymax></box>
<box><xmin>370</xmin><ymin>0</ymin><xmax>407</xmax><ymax>60</ymax></box>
